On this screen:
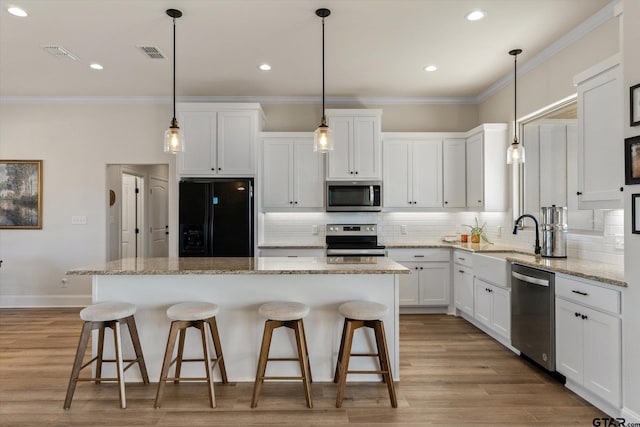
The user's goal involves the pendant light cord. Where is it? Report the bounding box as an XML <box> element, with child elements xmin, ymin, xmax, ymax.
<box><xmin>513</xmin><ymin>53</ymin><xmax>517</xmax><ymax>142</ymax></box>
<box><xmin>321</xmin><ymin>16</ymin><xmax>326</xmax><ymax>122</ymax></box>
<box><xmin>172</xmin><ymin>16</ymin><xmax>177</xmax><ymax>121</ymax></box>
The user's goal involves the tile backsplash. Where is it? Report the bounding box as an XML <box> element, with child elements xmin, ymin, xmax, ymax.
<box><xmin>259</xmin><ymin>209</ymin><xmax>624</xmax><ymax>265</ymax></box>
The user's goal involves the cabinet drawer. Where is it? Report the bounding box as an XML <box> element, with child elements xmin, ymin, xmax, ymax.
<box><xmin>555</xmin><ymin>275</ymin><xmax>620</xmax><ymax>315</ymax></box>
<box><xmin>453</xmin><ymin>250</ymin><xmax>473</xmax><ymax>268</ymax></box>
<box><xmin>387</xmin><ymin>248</ymin><xmax>450</xmax><ymax>262</ymax></box>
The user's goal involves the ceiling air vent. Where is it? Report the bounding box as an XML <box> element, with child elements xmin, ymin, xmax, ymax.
<box><xmin>138</xmin><ymin>46</ymin><xmax>166</xmax><ymax>59</ymax></box>
<box><xmin>41</xmin><ymin>45</ymin><xmax>78</xmax><ymax>60</ymax></box>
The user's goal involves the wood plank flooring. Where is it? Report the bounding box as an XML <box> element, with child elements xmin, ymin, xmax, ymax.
<box><xmin>0</xmin><ymin>309</ymin><xmax>605</xmax><ymax>426</ymax></box>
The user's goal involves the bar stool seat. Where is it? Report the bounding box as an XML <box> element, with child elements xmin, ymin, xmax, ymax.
<box><xmin>64</xmin><ymin>301</ymin><xmax>149</xmax><ymax>409</ymax></box>
<box><xmin>251</xmin><ymin>301</ymin><xmax>312</xmax><ymax>408</ymax></box>
<box><xmin>334</xmin><ymin>300</ymin><xmax>397</xmax><ymax>408</ymax></box>
<box><xmin>155</xmin><ymin>302</ymin><xmax>227</xmax><ymax>409</ymax></box>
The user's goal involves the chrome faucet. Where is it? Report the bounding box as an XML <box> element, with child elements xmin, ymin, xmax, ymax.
<box><xmin>513</xmin><ymin>214</ymin><xmax>541</xmax><ymax>255</ymax></box>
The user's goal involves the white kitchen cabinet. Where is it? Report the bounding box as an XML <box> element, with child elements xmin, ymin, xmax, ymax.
<box><xmin>383</xmin><ymin>138</ymin><xmax>442</xmax><ymax>208</ymax></box>
<box><xmin>443</xmin><ymin>138</ymin><xmax>466</xmax><ymax>208</ymax></box>
<box><xmin>465</xmin><ymin>124</ymin><xmax>508</xmax><ymax>211</ymax></box>
<box><xmin>574</xmin><ymin>55</ymin><xmax>624</xmax><ymax>209</ymax></box>
<box><xmin>453</xmin><ymin>250</ymin><xmax>474</xmax><ymax>316</ymax></box>
<box><xmin>555</xmin><ymin>274</ymin><xmax>621</xmax><ymax>408</ymax></box>
<box><xmin>262</xmin><ymin>133</ymin><xmax>324</xmax><ymax>209</ymax></box>
<box><xmin>326</xmin><ymin>109</ymin><xmax>382</xmax><ymax>180</ymax></box>
<box><xmin>388</xmin><ymin>249</ymin><xmax>450</xmax><ymax>307</ymax></box>
<box><xmin>474</xmin><ymin>278</ymin><xmax>510</xmax><ymax>339</ymax></box>
<box><xmin>177</xmin><ymin>103</ymin><xmax>262</xmax><ymax>177</ymax></box>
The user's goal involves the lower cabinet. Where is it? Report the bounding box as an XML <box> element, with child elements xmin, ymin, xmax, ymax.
<box><xmin>555</xmin><ymin>275</ymin><xmax>621</xmax><ymax>408</ymax></box>
<box><xmin>388</xmin><ymin>249</ymin><xmax>450</xmax><ymax>307</ymax></box>
<box><xmin>453</xmin><ymin>265</ymin><xmax>474</xmax><ymax>316</ymax></box>
<box><xmin>474</xmin><ymin>278</ymin><xmax>510</xmax><ymax>339</ymax></box>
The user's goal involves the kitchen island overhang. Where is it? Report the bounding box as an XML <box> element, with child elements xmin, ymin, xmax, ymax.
<box><xmin>66</xmin><ymin>257</ymin><xmax>409</xmax><ymax>383</ymax></box>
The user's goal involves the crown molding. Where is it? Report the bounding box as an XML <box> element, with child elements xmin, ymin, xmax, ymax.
<box><xmin>476</xmin><ymin>0</ymin><xmax>618</xmax><ymax>103</ymax></box>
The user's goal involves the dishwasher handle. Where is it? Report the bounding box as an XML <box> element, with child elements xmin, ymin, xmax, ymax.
<box><xmin>512</xmin><ymin>270</ymin><xmax>549</xmax><ymax>287</ymax></box>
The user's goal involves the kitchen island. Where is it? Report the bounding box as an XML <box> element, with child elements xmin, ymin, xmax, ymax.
<box><xmin>66</xmin><ymin>257</ymin><xmax>409</xmax><ymax>382</ymax></box>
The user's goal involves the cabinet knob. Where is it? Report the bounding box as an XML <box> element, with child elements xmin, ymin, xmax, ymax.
<box><xmin>574</xmin><ymin>312</ymin><xmax>580</xmax><ymax>317</ymax></box>
<box><xmin>415</xmin><ymin>267</ymin><xmax>419</xmax><ymax>270</ymax></box>
<box><xmin>581</xmin><ymin>314</ymin><xmax>588</xmax><ymax>320</ymax></box>
<box><xmin>444</xmin><ymin>201</ymin><xmax>448</xmax><ymax>204</ymax></box>
<box><xmin>420</xmin><ymin>267</ymin><xmax>423</xmax><ymax>270</ymax></box>
<box><xmin>211</xmin><ymin>168</ymin><xmax>215</xmax><ymax>171</ymax></box>
<box><xmin>577</xmin><ymin>191</ymin><xmax>582</xmax><ymax>195</ymax></box>
<box><xmin>458</xmin><ymin>269</ymin><xmax>465</xmax><ymax>273</ymax></box>
<box><xmin>289</xmin><ymin>201</ymin><xmax>293</xmax><ymax>204</ymax></box>
<box><xmin>620</xmin><ymin>187</ymin><xmax>624</xmax><ymax>192</ymax></box>
<box><xmin>478</xmin><ymin>200</ymin><xmax>482</xmax><ymax>203</ymax></box>
<box><xmin>350</xmin><ymin>171</ymin><xmax>354</xmax><ymax>175</ymax></box>
<box><xmin>294</xmin><ymin>201</ymin><xmax>298</xmax><ymax>204</ymax></box>
<box><xmin>219</xmin><ymin>167</ymin><xmax>222</xmax><ymax>170</ymax></box>
<box><xmin>355</xmin><ymin>171</ymin><xmax>358</xmax><ymax>175</ymax></box>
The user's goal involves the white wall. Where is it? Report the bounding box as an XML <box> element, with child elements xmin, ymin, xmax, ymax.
<box><xmin>622</xmin><ymin>0</ymin><xmax>640</xmax><ymax>421</ymax></box>
<box><xmin>0</xmin><ymin>103</ymin><xmax>176</xmax><ymax>307</ymax></box>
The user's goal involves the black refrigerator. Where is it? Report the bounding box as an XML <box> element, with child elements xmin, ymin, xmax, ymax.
<box><xmin>179</xmin><ymin>178</ymin><xmax>254</xmax><ymax>257</ymax></box>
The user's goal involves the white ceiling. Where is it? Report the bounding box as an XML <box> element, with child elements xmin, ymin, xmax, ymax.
<box><xmin>0</xmin><ymin>0</ymin><xmax>612</xmax><ymax>100</ymax></box>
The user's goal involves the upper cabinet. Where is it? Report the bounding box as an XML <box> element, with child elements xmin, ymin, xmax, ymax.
<box><xmin>443</xmin><ymin>138</ymin><xmax>466</xmax><ymax>208</ymax></box>
<box><xmin>383</xmin><ymin>136</ymin><xmax>442</xmax><ymax>208</ymax></box>
<box><xmin>262</xmin><ymin>133</ymin><xmax>324</xmax><ymax>210</ymax></box>
<box><xmin>465</xmin><ymin>124</ymin><xmax>509</xmax><ymax>211</ymax></box>
<box><xmin>177</xmin><ymin>103</ymin><xmax>263</xmax><ymax>177</ymax></box>
<box><xmin>574</xmin><ymin>55</ymin><xmax>623</xmax><ymax>210</ymax></box>
<box><xmin>326</xmin><ymin>109</ymin><xmax>382</xmax><ymax>180</ymax></box>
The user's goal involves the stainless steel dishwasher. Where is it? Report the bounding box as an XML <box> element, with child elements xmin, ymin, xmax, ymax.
<box><xmin>510</xmin><ymin>263</ymin><xmax>556</xmax><ymax>371</ymax></box>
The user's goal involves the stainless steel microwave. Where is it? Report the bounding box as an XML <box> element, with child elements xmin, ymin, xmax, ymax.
<box><xmin>326</xmin><ymin>181</ymin><xmax>382</xmax><ymax>212</ymax></box>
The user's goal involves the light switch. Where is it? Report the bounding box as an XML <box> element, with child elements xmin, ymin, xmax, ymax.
<box><xmin>71</xmin><ymin>215</ymin><xmax>87</xmax><ymax>225</ymax></box>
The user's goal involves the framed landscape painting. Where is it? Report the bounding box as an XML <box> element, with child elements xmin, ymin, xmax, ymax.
<box><xmin>0</xmin><ymin>160</ymin><xmax>43</xmax><ymax>229</ymax></box>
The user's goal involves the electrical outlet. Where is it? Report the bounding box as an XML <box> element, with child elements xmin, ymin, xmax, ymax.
<box><xmin>312</xmin><ymin>225</ymin><xmax>318</xmax><ymax>235</ymax></box>
<box><xmin>71</xmin><ymin>215</ymin><xmax>87</xmax><ymax>225</ymax></box>
<box><xmin>496</xmin><ymin>225</ymin><xmax>502</xmax><ymax>238</ymax></box>
<box><xmin>61</xmin><ymin>278</ymin><xmax>69</xmax><ymax>288</ymax></box>
<box><xmin>400</xmin><ymin>225</ymin><xmax>407</xmax><ymax>235</ymax></box>
<box><xmin>614</xmin><ymin>237</ymin><xmax>624</xmax><ymax>250</ymax></box>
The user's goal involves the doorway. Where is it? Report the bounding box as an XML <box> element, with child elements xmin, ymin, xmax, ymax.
<box><xmin>106</xmin><ymin>164</ymin><xmax>169</xmax><ymax>261</ymax></box>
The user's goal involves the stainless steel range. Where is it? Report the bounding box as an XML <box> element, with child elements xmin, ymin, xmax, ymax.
<box><xmin>325</xmin><ymin>224</ymin><xmax>386</xmax><ymax>257</ymax></box>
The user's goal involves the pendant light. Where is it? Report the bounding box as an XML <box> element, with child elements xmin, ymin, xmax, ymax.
<box><xmin>164</xmin><ymin>8</ymin><xmax>185</xmax><ymax>153</ymax></box>
<box><xmin>314</xmin><ymin>8</ymin><xmax>333</xmax><ymax>153</ymax></box>
<box><xmin>506</xmin><ymin>48</ymin><xmax>525</xmax><ymax>164</ymax></box>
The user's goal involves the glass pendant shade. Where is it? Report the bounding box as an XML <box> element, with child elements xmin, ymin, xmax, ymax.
<box><xmin>164</xmin><ymin>118</ymin><xmax>185</xmax><ymax>153</ymax></box>
<box><xmin>506</xmin><ymin>140</ymin><xmax>525</xmax><ymax>164</ymax></box>
<box><xmin>314</xmin><ymin>122</ymin><xmax>333</xmax><ymax>153</ymax></box>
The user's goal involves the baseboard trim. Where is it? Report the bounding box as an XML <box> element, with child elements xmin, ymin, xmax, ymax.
<box><xmin>621</xmin><ymin>407</ymin><xmax>640</xmax><ymax>424</ymax></box>
<box><xmin>564</xmin><ymin>379</ymin><xmax>621</xmax><ymax>418</ymax></box>
<box><xmin>0</xmin><ymin>294</ymin><xmax>91</xmax><ymax>308</ymax></box>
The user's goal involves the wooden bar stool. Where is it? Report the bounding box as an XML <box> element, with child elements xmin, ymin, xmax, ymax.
<box><xmin>334</xmin><ymin>300</ymin><xmax>397</xmax><ymax>408</ymax></box>
<box><xmin>64</xmin><ymin>302</ymin><xmax>149</xmax><ymax>409</ymax></box>
<box><xmin>154</xmin><ymin>302</ymin><xmax>228</xmax><ymax>408</ymax></box>
<box><xmin>251</xmin><ymin>301</ymin><xmax>312</xmax><ymax>408</ymax></box>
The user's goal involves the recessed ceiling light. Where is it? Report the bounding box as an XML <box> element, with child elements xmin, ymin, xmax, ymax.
<box><xmin>465</xmin><ymin>10</ymin><xmax>486</xmax><ymax>21</ymax></box>
<box><xmin>89</xmin><ymin>63</ymin><xmax>104</xmax><ymax>70</ymax></box>
<box><xmin>258</xmin><ymin>63</ymin><xmax>271</xmax><ymax>71</ymax></box>
<box><xmin>7</xmin><ymin>6</ymin><xmax>28</xmax><ymax>17</ymax></box>
<box><xmin>424</xmin><ymin>65</ymin><xmax>437</xmax><ymax>72</ymax></box>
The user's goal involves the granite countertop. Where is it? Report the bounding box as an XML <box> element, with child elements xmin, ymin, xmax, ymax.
<box><xmin>66</xmin><ymin>256</ymin><xmax>410</xmax><ymax>276</ymax></box>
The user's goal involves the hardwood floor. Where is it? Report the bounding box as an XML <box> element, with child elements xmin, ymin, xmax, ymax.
<box><xmin>0</xmin><ymin>309</ymin><xmax>605</xmax><ymax>426</ymax></box>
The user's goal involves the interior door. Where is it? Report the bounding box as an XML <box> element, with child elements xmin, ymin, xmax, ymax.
<box><xmin>149</xmin><ymin>176</ymin><xmax>169</xmax><ymax>257</ymax></box>
<box><xmin>121</xmin><ymin>174</ymin><xmax>137</xmax><ymax>258</ymax></box>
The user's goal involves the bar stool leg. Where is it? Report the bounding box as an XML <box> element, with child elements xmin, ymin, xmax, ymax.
<box><xmin>112</xmin><ymin>321</ymin><xmax>126</xmax><ymax>409</ymax></box>
<box><xmin>335</xmin><ymin>319</ymin><xmax>357</xmax><ymax>408</ymax></box>
<box><xmin>207</xmin><ymin>317</ymin><xmax>228</xmax><ymax>384</ymax></box>
<box><xmin>95</xmin><ymin>326</ymin><xmax>105</xmax><ymax>384</ymax></box>
<box><xmin>373</xmin><ymin>320</ymin><xmax>397</xmax><ymax>408</ymax></box>
<box><xmin>299</xmin><ymin>319</ymin><xmax>312</xmax><ymax>383</ymax></box>
<box><xmin>333</xmin><ymin>318</ymin><xmax>349</xmax><ymax>383</ymax></box>
<box><xmin>199</xmin><ymin>322</ymin><xmax>216</xmax><ymax>408</ymax></box>
<box><xmin>173</xmin><ymin>328</ymin><xmax>186</xmax><ymax>384</ymax></box>
<box><xmin>63</xmin><ymin>321</ymin><xmax>93</xmax><ymax>409</ymax></box>
<box><xmin>155</xmin><ymin>321</ymin><xmax>181</xmax><ymax>408</ymax></box>
<box><xmin>124</xmin><ymin>315</ymin><xmax>149</xmax><ymax>384</ymax></box>
<box><xmin>251</xmin><ymin>320</ymin><xmax>276</xmax><ymax>408</ymax></box>
<box><xmin>294</xmin><ymin>320</ymin><xmax>313</xmax><ymax>408</ymax></box>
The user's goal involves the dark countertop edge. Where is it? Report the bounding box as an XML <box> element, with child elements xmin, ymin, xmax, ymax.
<box><xmin>66</xmin><ymin>269</ymin><xmax>409</xmax><ymax>276</ymax></box>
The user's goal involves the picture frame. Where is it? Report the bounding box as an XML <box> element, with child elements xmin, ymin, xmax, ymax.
<box><xmin>632</xmin><ymin>83</ymin><xmax>640</xmax><ymax>127</ymax></box>
<box><xmin>0</xmin><ymin>160</ymin><xmax>43</xmax><ymax>229</ymax></box>
<box><xmin>633</xmin><ymin>194</ymin><xmax>640</xmax><ymax>234</ymax></box>
<box><xmin>625</xmin><ymin>135</ymin><xmax>640</xmax><ymax>185</ymax></box>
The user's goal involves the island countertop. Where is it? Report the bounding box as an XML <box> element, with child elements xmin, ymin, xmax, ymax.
<box><xmin>66</xmin><ymin>256</ymin><xmax>410</xmax><ymax>276</ymax></box>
